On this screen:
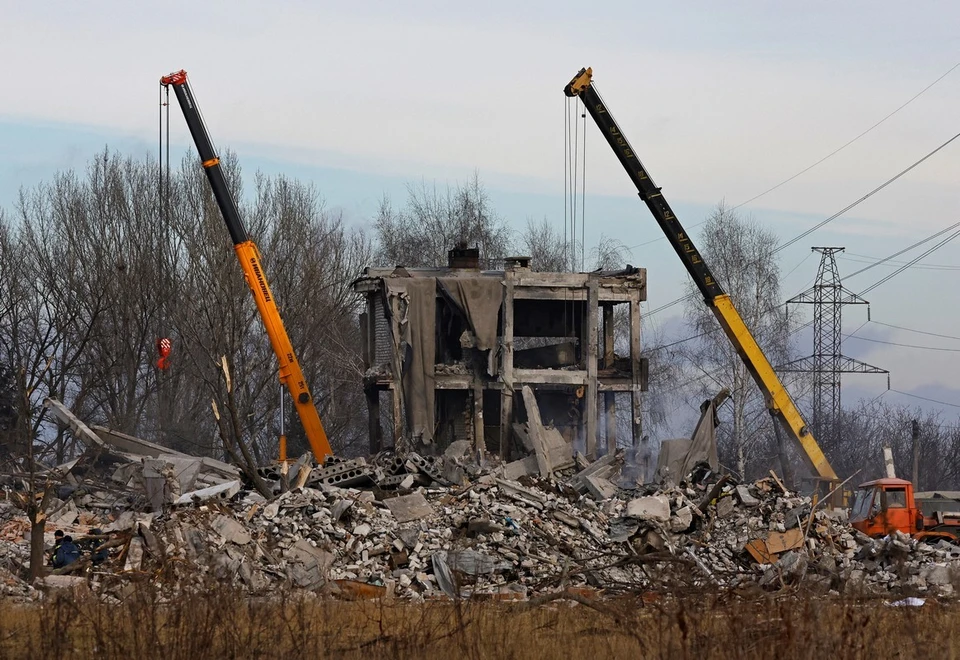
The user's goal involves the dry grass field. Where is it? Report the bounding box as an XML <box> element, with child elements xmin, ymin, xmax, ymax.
<box><xmin>0</xmin><ymin>585</ymin><xmax>955</xmax><ymax>659</ymax></box>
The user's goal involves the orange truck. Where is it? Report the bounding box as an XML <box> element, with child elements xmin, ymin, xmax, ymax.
<box><xmin>849</xmin><ymin>477</ymin><xmax>960</xmax><ymax>541</ymax></box>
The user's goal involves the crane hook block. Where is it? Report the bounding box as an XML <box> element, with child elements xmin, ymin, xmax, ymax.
<box><xmin>160</xmin><ymin>70</ymin><xmax>188</xmax><ymax>87</ymax></box>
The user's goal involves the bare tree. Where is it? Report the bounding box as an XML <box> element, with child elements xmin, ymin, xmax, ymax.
<box><xmin>680</xmin><ymin>203</ymin><xmax>794</xmax><ymax>479</ymax></box>
<box><xmin>519</xmin><ymin>217</ymin><xmax>572</xmax><ymax>272</ymax></box>
<box><xmin>374</xmin><ymin>172</ymin><xmax>512</xmax><ymax>268</ymax></box>
<box><xmin>590</xmin><ymin>234</ymin><xmax>631</xmax><ymax>271</ymax></box>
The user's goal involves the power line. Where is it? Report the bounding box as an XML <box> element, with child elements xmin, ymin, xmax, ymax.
<box><xmin>776</xmin><ymin>132</ymin><xmax>960</xmax><ymax>252</ymax></box>
<box><xmin>840</xmin><ymin>253</ymin><xmax>960</xmax><ymax>271</ymax></box>
<box><xmin>858</xmin><ymin>227</ymin><xmax>960</xmax><ymax>295</ymax></box>
<box><xmin>731</xmin><ymin>60</ymin><xmax>960</xmax><ymax>210</ymax></box>
<box><xmin>637</xmin><ymin>135</ymin><xmax>960</xmax><ymax>320</ymax></box>
<box><xmin>645</xmin><ymin>223</ymin><xmax>960</xmax><ymax>406</ymax></box>
<box><xmin>871</xmin><ymin>321</ymin><xmax>960</xmax><ymax>343</ymax></box>
<box><xmin>626</xmin><ymin>61</ymin><xmax>960</xmax><ymax>251</ymax></box>
<box><xmin>843</xmin><ymin>334</ymin><xmax>960</xmax><ymax>353</ymax></box>
<box><xmin>891</xmin><ymin>389</ymin><xmax>960</xmax><ymax>410</ymax></box>
<box><xmin>843</xmin><ymin>221</ymin><xmax>960</xmax><ymax>280</ymax></box>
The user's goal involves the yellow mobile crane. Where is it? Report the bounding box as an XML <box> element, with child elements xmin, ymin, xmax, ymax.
<box><xmin>565</xmin><ymin>67</ymin><xmax>837</xmax><ymax>484</ymax></box>
<box><xmin>160</xmin><ymin>70</ymin><xmax>333</xmax><ymax>461</ymax></box>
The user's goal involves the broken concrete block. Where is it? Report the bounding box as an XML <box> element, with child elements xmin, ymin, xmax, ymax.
<box><xmin>570</xmin><ymin>451</ymin><xmax>619</xmax><ymax>493</ymax></box>
<box><xmin>383</xmin><ymin>493</ymin><xmax>434</xmax><ymax>523</ymax></box>
<box><xmin>442</xmin><ymin>460</ymin><xmax>465</xmax><ymax>486</ymax></box>
<box><xmin>502</xmin><ymin>455</ymin><xmax>539</xmax><ymax>481</ymax></box>
<box><xmin>584</xmin><ymin>475</ymin><xmax>617</xmax><ymax>501</ymax></box>
<box><xmin>670</xmin><ymin>505</ymin><xmax>693</xmax><ymax>532</ymax></box>
<box><xmin>542</xmin><ymin>427</ymin><xmax>575</xmax><ymax>471</ymax></box>
<box><xmin>776</xmin><ymin>550</ymin><xmax>808</xmax><ymax>580</ymax></box>
<box><xmin>735</xmin><ymin>485</ymin><xmax>760</xmax><ymax>507</ymax></box>
<box><xmin>626</xmin><ymin>495</ymin><xmax>670</xmax><ymax>522</ymax></box>
<box><xmin>443</xmin><ymin>440</ymin><xmax>473</xmax><ymax>461</ymax></box>
<box><xmin>716</xmin><ymin>496</ymin><xmax>735</xmax><ymax>518</ymax></box>
<box><xmin>331</xmin><ymin>499</ymin><xmax>353</xmax><ymax>523</ymax></box>
<box><xmin>608</xmin><ymin>517</ymin><xmax>640</xmax><ymax>542</ymax></box>
<box><xmin>212</xmin><ymin>515</ymin><xmax>251</xmax><ymax>545</ymax></box>
<box><xmin>921</xmin><ymin>564</ymin><xmax>953</xmax><ymax>586</ymax></box>
<box><xmin>124</xmin><ymin>537</ymin><xmax>145</xmax><ymax>572</ymax></box>
<box><xmin>41</xmin><ymin>575</ymin><xmax>87</xmax><ymax>590</ymax></box>
<box><xmin>174</xmin><ymin>480</ymin><xmax>241</xmax><ymax>506</ymax></box>
<box><xmin>353</xmin><ymin>523</ymin><xmax>372</xmax><ymax>537</ymax></box>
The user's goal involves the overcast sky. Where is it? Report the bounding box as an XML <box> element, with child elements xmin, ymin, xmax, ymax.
<box><xmin>3</xmin><ymin>1</ymin><xmax>960</xmax><ymax>430</ymax></box>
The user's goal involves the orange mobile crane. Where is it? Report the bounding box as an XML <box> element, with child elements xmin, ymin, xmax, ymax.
<box><xmin>160</xmin><ymin>70</ymin><xmax>333</xmax><ymax>461</ymax></box>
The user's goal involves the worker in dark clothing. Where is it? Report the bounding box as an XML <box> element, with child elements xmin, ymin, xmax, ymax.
<box><xmin>49</xmin><ymin>530</ymin><xmax>64</xmax><ymax>566</ymax></box>
<box><xmin>52</xmin><ymin>535</ymin><xmax>81</xmax><ymax>569</ymax></box>
<box><xmin>88</xmin><ymin>529</ymin><xmax>109</xmax><ymax>566</ymax></box>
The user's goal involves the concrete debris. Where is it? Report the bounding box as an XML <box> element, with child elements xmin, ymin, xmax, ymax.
<box><xmin>3</xmin><ymin>463</ymin><xmax>960</xmax><ymax>603</ymax></box>
<box><xmin>735</xmin><ymin>485</ymin><xmax>760</xmax><ymax>507</ymax></box>
<box><xmin>584</xmin><ymin>475</ymin><xmax>618</xmax><ymax>501</ymax></box>
<box><xmin>383</xmin><ymin>493</ymin><xmax>434</xmax><ymax>523</ymax></box>
<box><xmin>175</xmin><ymin>480</ymin><xmax>242</xmax><ymax>506</ymax></box>
<box><xmin>6</xmin><ymin>401</ymin><xmax>960</xmax><ymax>604</ymax></box>
<box><xmin>626</xmin><ymin>495</ymin><xmax>671</xmax><ymax>522</ymax></box>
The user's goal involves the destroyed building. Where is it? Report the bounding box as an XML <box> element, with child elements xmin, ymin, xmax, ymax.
<box><xmin>353</xmin><ymin>246</ymin><xmax>648</xmax><ymax>465</ymax></box>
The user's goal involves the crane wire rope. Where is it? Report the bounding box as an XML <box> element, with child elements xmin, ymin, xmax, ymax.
<box><xmin>731</xmin><ymin>60</ymin><xmax>960</xmax><ymax>210</ymax></box>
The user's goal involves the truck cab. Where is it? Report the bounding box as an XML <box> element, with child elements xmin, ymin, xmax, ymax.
<box><xmin>849</xmin><ymin>478</ymin><xmax>919</xmax><ymax>537</ymax></box>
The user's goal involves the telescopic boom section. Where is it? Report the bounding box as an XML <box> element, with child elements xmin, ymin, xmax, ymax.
<box><xmin>160</xmin><ymin>70</ymin><xmax>333</xmax><ymax>461</ymax></box>
<box><xmin>564</xmin><ymin>67</ymin><xmax>837</xmax><ymax>481</ymax></box>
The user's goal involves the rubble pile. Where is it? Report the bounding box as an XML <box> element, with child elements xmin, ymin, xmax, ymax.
<box><xmin>4</xmin><ymin>448</ymin><xmax>960</xmax><ymax>602</ymax></box>
<box><xmin>2</xmin><ymin>398</ymin><xmax>958</xmax><ymax>601</ymax></box>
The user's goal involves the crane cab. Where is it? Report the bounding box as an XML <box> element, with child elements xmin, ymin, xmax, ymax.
<box><xmin>849</xmin><ymin>478</ymin><xmax>919</xmax><ymax>537</ymax></box>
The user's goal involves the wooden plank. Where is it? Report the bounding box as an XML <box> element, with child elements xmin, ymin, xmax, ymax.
<box><xmin>745</xmin><ymin>539</ymin><xmax>775</xmax><ymax>564</ymax></box>
<box><xmin>765</xmin><ymin>527</ymin><xmax>804</xmax><ymax>554</ymax></box>
<box><xmin>768</xmin><ymin>469</ymin><xmax>788</xmax><ymax>494</ymax></box>
<box><xmin>521</xmin><ymin>385</ymin><xmax>552</xmax><ymax>477</ymax></box>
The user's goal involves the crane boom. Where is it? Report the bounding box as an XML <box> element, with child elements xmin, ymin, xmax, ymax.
<box><xmin>160</xmin><ymin>69</ymin><xmax>333</xmax><ymax>461</ymax></box>
<box><xmin>565</xmin><ymin>67</ymin><xmax>837</xmax><ymax>481</ymax></box>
